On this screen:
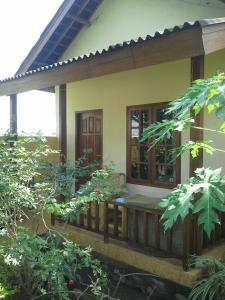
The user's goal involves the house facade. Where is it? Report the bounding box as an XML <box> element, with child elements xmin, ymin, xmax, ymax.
<box><xmin>54</xmin><ymin>0</ymin><xmax>225</xmax><ymax>198</ymax></box>
<box><xmin>1</xmin><ymin>0</ymin><xmax>225</xmax><ymax>287</ymax></box>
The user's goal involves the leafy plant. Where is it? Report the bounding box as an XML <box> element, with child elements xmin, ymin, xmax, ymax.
<box><xmin>1</xmin><ymin>229</ymin><xmax>107</xmax><ymax>300</ymax></box>
<box><xmin>0</xmin><ymin>134</ymin><xmax>57</xmax><ymax>237</ymax></box>
<box><xmin>40</xmin><ymin>148</ymin><xmax>99</xmax><ymax>201</ymax></box>
<box><xmin>159</xmin><ymin>167</ymin><xmax>225</xmax><ymax>237</ymax></box>
<box><xmin>141</xmin><ymin>73</ymin><xmax>225</xmax><ymax>237</ymax></box>
<box><xmin>189</xmin><ymin>256</ymin><xmax>225</xmax><ymax>300</ymax></box>
<box><xmin>0</xmin><ymin>255</ymin><xmax>18</xmax><ymax>299</ymax></box>
<box><xmin>45</xmin><ymin>164</ymin><xmax>124</xmax><ymax>222</ymax></box>
<box><xmin>0</xmin><ymin>133</ymin><xmax>115</xmax><ymax>299</ymax></box>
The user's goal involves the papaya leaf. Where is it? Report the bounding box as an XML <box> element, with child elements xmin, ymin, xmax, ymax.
<box><xmin>159</xmin><ymin>168</ymin><xmax>225</xmax><ymax>237</ymax></box>
<box><xmin>216</xmin><ymin>105</ymin><xmax>225</xmax><ymax>120</ymax></box>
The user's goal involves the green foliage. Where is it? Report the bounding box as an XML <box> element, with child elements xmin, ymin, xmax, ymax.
<box><xmin>1</xmin><ymin>229</ymin><xmax>107</xmax><ymax>299</ymax></box>
<box><xmin>0</xmin><ymin>255</ymin><xmax>18</xmax><ymax>299</ymax></box>
<box><xmin>142</xmin><ymin>73</ymin><xmax>225</xmax><ymax>154</ymax></box>
<box><xmin>159</xmin><ymin>168</ymin><xmax>225</xmax><ymax>237</ymax></box>
<box><xmin>141</xmin><ymin>115</ymin><xmax>193</xmax><ymax>150</ymax></box>
<box><xmin>189</xmin><ymin>256</ymin><xmax>225</xmax><ymax>300</ymax></box>
<box><xmin>141</xmin><ymin>72</ymin><xmax>225</xmax><ymax>237</ymax></box>
<box><xmin>0</xmin><ymin>134</ymin><xmax>57</xmax><ymax>236</ymax></box>
<box><xmin>45</xmin><ymin>164</ymin><xmax>125</xmax><ymax>222</ymax></box>
<box><xmin>0</xmin><ymin>134</ymin><xmax>112</xmax><ymax>298</ymax></box>
<box><xmin>40</xmin><ymin>148</ymin><xmax>99</xmax><ymax>201</ymax></box>
<box><xmin>167</xmin><ymin>73</ymin><xmax>225</xmax><ymax>121</ymax></box>
<box><xmin>171</xmin><ymin>140</ymin><xmax>214</xmax><ymax>160</ymax></box>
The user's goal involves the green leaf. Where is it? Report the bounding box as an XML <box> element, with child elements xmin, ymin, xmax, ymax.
<box><xmin>216</xmin><ymin>105</ymin><xmax>225</xmax><ymax>120</ymax></box>
<box><xmin>159</xmin><ymin>168</ymin><xmax>225</xmax><ymax>237</ymax></box>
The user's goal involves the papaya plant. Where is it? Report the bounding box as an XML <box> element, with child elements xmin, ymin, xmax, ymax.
<box><xmin>141</xmin><ymin>72</ymin><xmax>225</xmax><ymax>237</ymax></box>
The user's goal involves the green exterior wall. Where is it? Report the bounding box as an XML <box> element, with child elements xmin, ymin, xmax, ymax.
<box><xmin>204</xmin><ymin>49</ymin><xmax>225</xmax><ymax>174</ymax></box>
<box><xmin>63</xmin><ymin>58</ymin><xmax>190</xmax><ymax>198</ymax></box>
<box><xmin>54</xmin><ymin>49</ymin><xmax>225</xmax><ymax>197</ymax></box>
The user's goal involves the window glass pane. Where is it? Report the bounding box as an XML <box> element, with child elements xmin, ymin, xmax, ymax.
<box><xmin>140</xmin><ymin>145</ymin><xmax>148</xmax><ymax>162</ymax></box>
<box><xmin>156</xmin><ymin>108</ymin><xmax>166</xmax><ymax>122</ymax></box>
<box><xmin>167</xmin><ymin>166</ymin><xmax>175</xmax><ymax>183</ymax></box>
<box><xmin>155</xmin><ymin>165</ymin><xmax>176</xmax><ymax>183</ymax></box>
<box><xmin>140</xmin><ymin>164</ymin><xmax>148</xmax><ymax>180</ymax></box>
<box><xmin>165</xmin><ymin>146</ymin><xmax>176</xmax><ymax>163</ymax></box>
<box><xmin>165</xmin><ymin>132</ymin><xmax>175</xmax><ymax>145</ymax></box>
<box><xmin>131</xmin><ymin>163</ymin><xmax>138</xmax><ymax>179</ymax></box>
<box><xmin>156</xmin><ymin>147</ymin><xmax>165</xmax><ymax>164</ymax></box>
<box><xmin>155</xmin><ymin>165</ymin><xmax>166</xmax><ymax>182</ymax></box>
<box><xmin>131</xmin><ymin>144</ymin><xmax>139</xmax><ymax>162</ymax></box>
<box><xmin>141</xmin><ymin>110</ymin><xmax>148</xmax><ymax>127</ymax></box>
<box><xmin>131</xmin><ymin>128</ymin><xmax>139</xmax><ymax>138</ymax></box>
<box><xmin>131</xmin><ymin>111</ymin><xmax>139</xmax><ymax>127</ymax></box>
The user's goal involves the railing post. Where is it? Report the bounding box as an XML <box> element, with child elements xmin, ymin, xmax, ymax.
<box><xmin>133</xmin><ymin>209</ymin><xmax>138</xmax><ymax>244</ymax></box>
<box><xmin>113</xmin><ymin>204</ymin><xmax>119</xmax><ymax>237</ymax></box>
<box><xmin>103</xmin><ymin>202</ymin><xmax>108</xmax><ymax>240</ymax></box>
<box><xmin>94</xmin><ymin>202</ymin><xmax>99</xmax><ymax>232</ymax></box>
<box><xmin>155</xmin><ymin>215</ymin><xmax>161</xmax><ymax>250</ymax></box>
<box><xmin>86</xmin><ymin>206</ymin><xmax>92</xmax><ymax>229</ymax></box>
<box><xmin>143</xmin><ymin>212</ymin><xmax>148</xmax><ymax>247</ymax></box>
<box><xmin>122</xmin><ymin>206</ymin><xmax>128</xmax><ymax>239</ymax></box>
<box><xmin>80</xmin><ymin>214</ymin><xmax>84</xmax><ymax>227</ymax></box>
<box><xmin>183</xmin><ymin>215</ymin><xmax>191</xmax><ymax>271</ymax></box>
<box><xmin>166</xmin><ymin>229</ymin><xmax>173</xmax><ymax>253</ymax></box>
<box><xmin>196</xmin><ymin>222</ymin><xmax>203</xmax><ymax>255</ymax></box>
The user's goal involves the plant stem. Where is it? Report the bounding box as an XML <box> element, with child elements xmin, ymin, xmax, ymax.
<box><xmin>192</xmin><ymin>126</ymin><xmax>225</xmax><ymax>135</ymax></box>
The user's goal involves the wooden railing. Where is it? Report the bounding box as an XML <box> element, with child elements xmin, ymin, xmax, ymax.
<box><xmin>53</xmin><ymin>200</ymin><xmax>225</xmax><ymax>271</ymax></box>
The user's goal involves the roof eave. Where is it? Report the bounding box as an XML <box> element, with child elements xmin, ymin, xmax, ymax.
<box><xmin>0</xmin><ymin>25</ymin><xmax>204</xmax><ymax>96</ymax></box>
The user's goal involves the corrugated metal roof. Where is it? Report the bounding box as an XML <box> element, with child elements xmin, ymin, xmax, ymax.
<box><xmin>1</xmin><ymin>18</ymin><xmax>225</xmax><ymax>84</ymax></box>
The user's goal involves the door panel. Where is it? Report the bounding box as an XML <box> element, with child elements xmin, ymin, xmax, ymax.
<box><xmin>76</xmin><ymin>110</ymin><xmax>103</xmax><ymax>165</ymax></box>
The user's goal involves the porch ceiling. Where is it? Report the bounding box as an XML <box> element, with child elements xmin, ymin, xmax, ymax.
<box><xmin>1</xmin><ymin>18</ymin><xmax>225</xmax><ymax>97</ymax></box>
<box><xmin>16</xmin><ymin>0</ymin><xmax>103</xmax><ymax>74</ymax></box>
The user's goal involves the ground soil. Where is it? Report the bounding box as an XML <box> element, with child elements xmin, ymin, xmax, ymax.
<box><xmin>94</xmin><ymin>252</ymin><xmax>190</xmax><ymax>300</ymax></box>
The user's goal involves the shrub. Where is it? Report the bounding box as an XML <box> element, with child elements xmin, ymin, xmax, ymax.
<box><xmin>189</xmin><ymin>256</ymin><xmax>225</xmax><ymax>300</ymax></box>
<box><xmin>2</xmin><ymin>229</ymin><xmax>107</xmax><ymax>299</ymax></box>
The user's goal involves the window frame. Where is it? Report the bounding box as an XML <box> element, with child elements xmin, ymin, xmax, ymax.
<box><xmin>126</xmin><ymin>103</ymin><xmax>181</xmax><ymax>189</ymax></box>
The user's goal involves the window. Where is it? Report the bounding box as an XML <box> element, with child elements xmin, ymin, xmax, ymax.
<box><xmin>127</xmin><ymin>103</ymin><xmax>180</xmax><ymax>188</ymax></box>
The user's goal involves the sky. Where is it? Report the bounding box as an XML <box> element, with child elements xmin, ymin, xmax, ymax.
<box><xmin>0</xmin><ymin>0</ymin><xmax>64</xmax><ymax>135</ymax></box>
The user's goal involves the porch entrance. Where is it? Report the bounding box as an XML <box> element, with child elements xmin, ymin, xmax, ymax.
<box><xmin>76</xmin><ymin>109</ymin><xmax>103</xmax><ymax>165</ymax></box>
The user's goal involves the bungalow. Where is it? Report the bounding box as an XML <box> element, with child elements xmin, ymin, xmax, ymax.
<box><xmin>1</xmin><ymin>0</ymin><xmax>225</xmax><ymax>287</ymax></box>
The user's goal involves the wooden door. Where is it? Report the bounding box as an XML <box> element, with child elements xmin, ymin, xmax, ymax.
<box><xmin>76</xmin><ymin>110</ymin><xmax>102</xmax><ymax>165</ymax></box>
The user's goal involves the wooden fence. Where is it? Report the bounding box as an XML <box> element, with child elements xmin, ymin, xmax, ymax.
<box><xmin>53</xmin><ymin>200</ymin><xmax>225</xmax><ymax>271</ymax></box>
